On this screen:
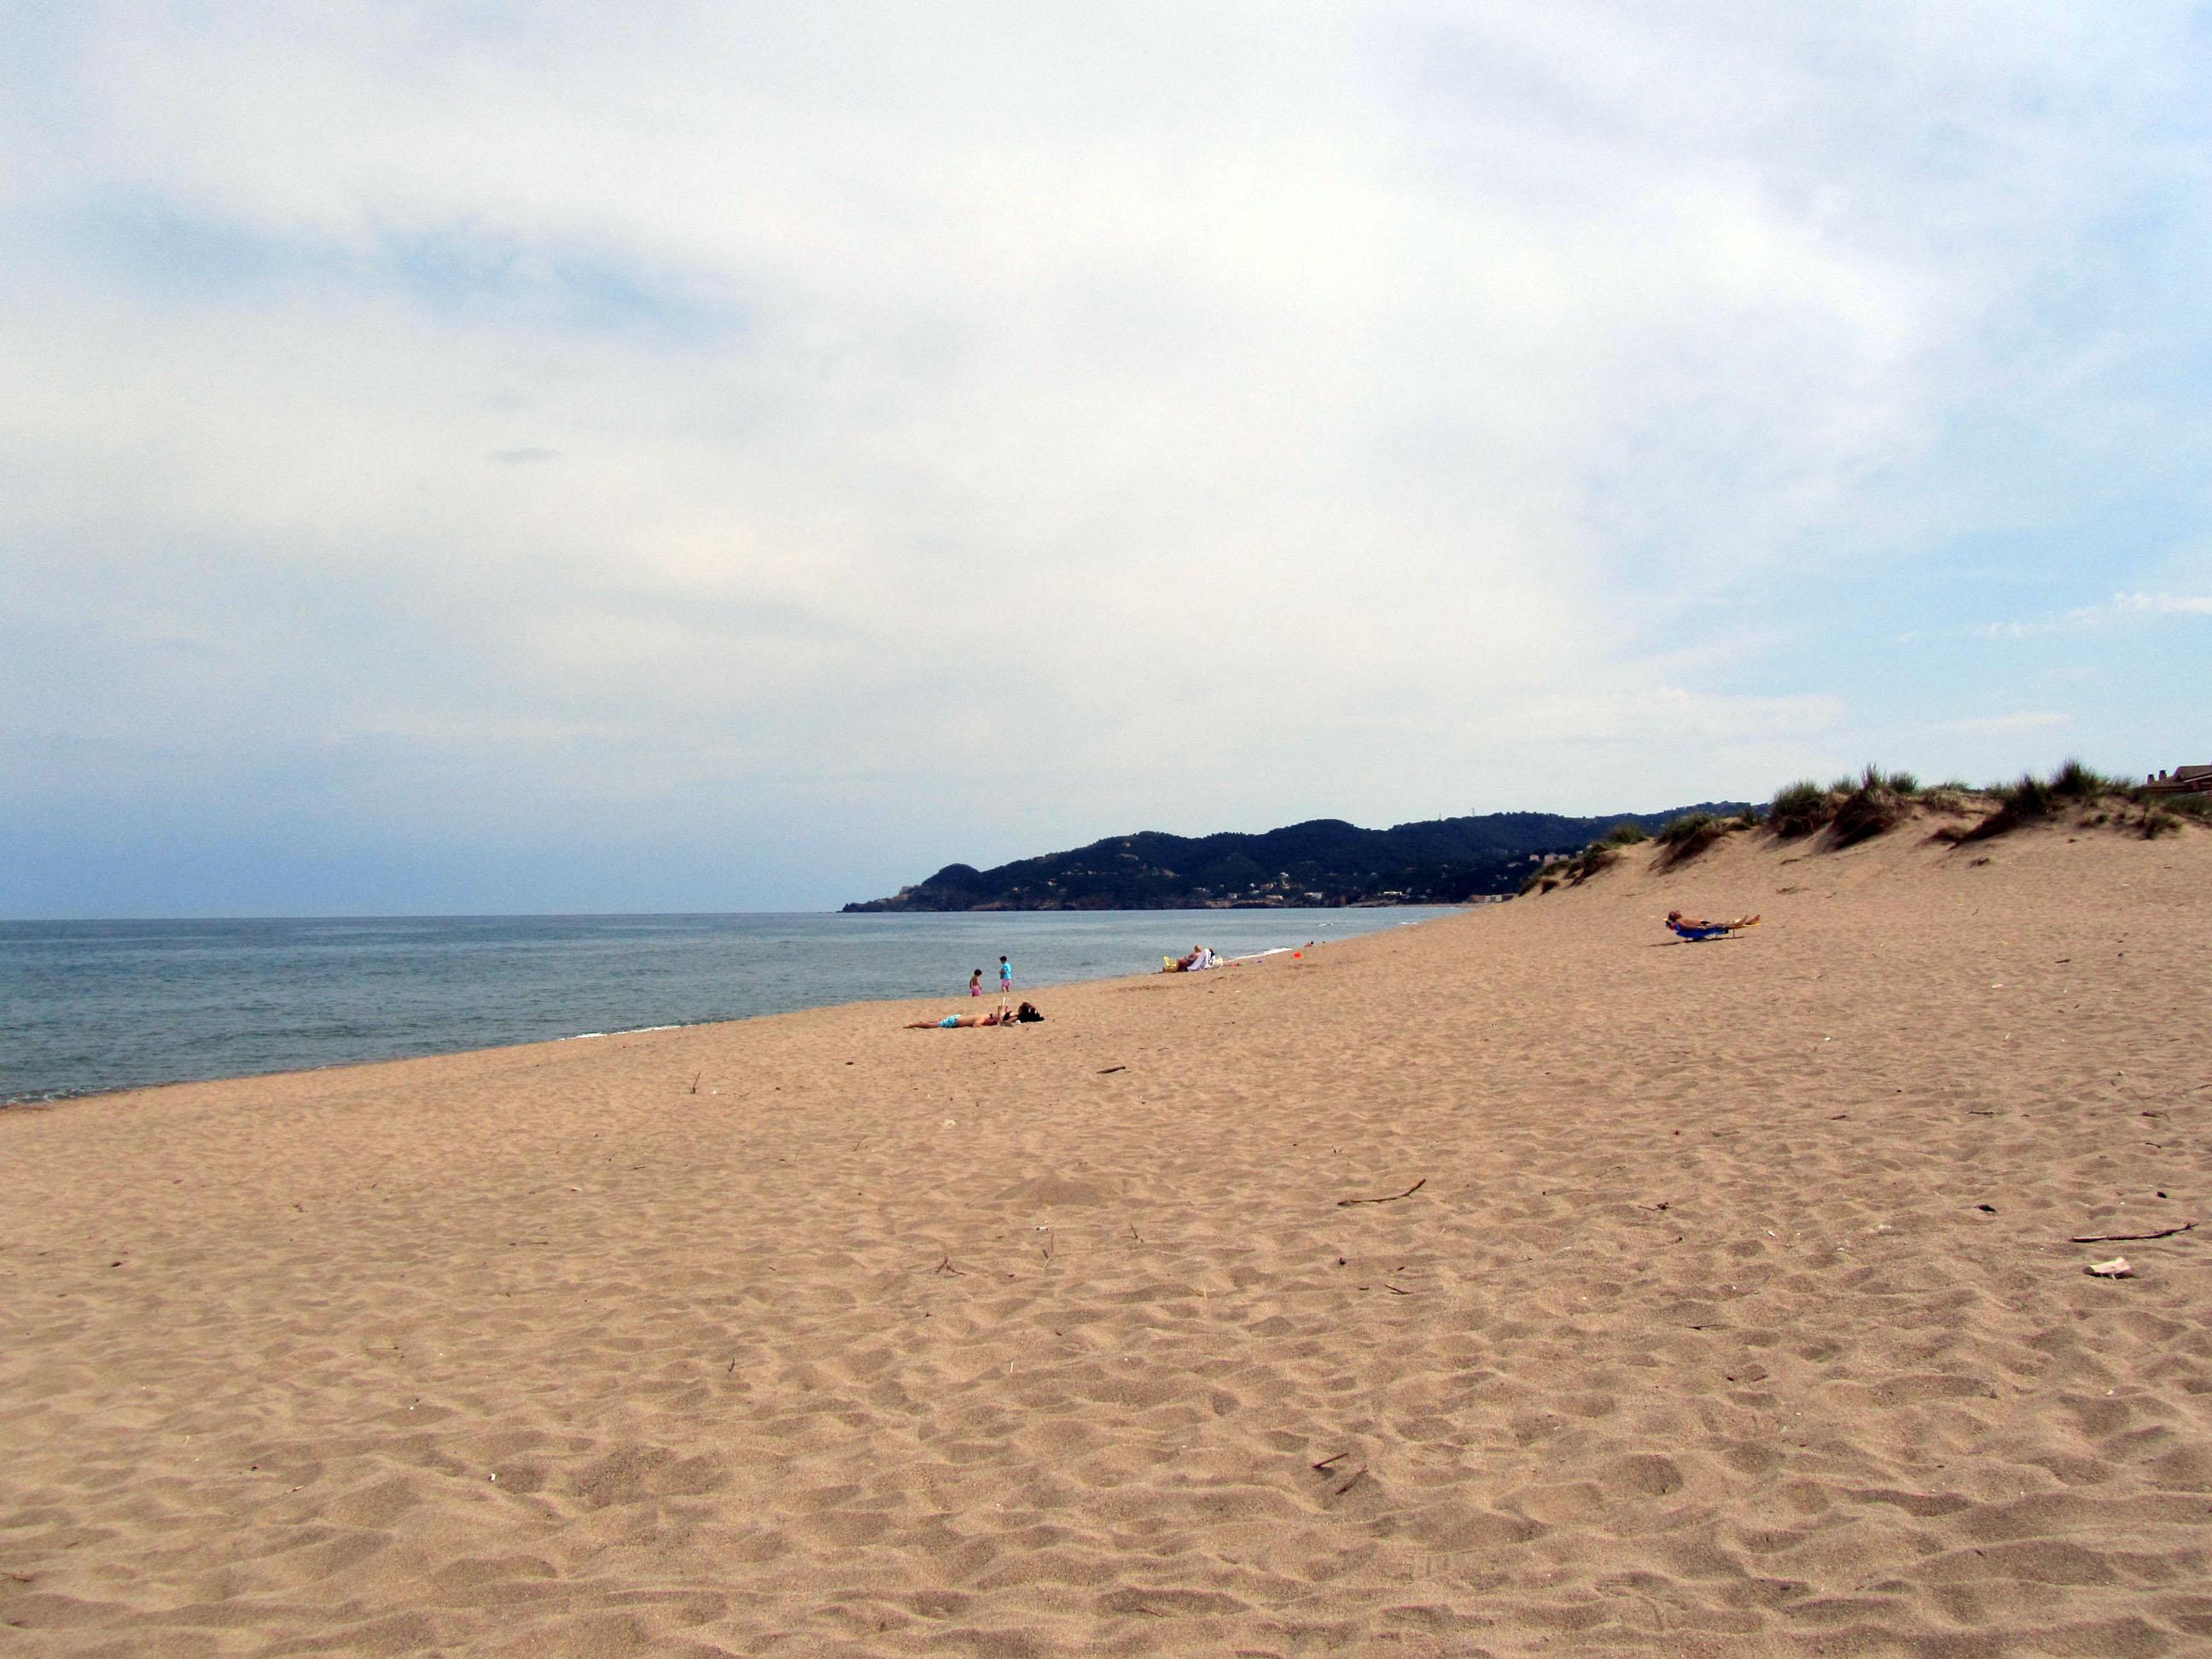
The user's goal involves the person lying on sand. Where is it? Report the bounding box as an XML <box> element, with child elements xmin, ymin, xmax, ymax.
<box><xmin>906</xmin><ymin>1008</ymin><xmax>1014</xmax><ymax>1028</ymax></box>
<box><xmin>905</xmin><ymin>1002</ymin><xmax>1044</xmax><ymax>1028</ymax></box>
<box><xmin>1666</xmin><ymin>909</ymin><xmax>1761</xmax><ymax>940</ymax></box>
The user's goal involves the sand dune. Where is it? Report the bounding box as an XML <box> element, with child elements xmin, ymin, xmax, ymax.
<box><xmin>5</xmin><ymin>812</ymin><xmax>2210</xmax><ymax>1656</ymax></box>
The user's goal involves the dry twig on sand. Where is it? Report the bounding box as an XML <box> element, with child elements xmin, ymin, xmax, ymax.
<box><xmin>2069</xmin><ymin>1221</ymin><xmax>2196</xmax><ymax>1243</ymax></box>
<box><xmin>1337</xmin><ymin>1178</ymin><xmax>1426</xmax><ymax>1208</ymax></box>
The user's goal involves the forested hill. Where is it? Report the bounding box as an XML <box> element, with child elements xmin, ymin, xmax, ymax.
<box><xmin>842</xmin><ymin>804</ymin><xmax>1751</xmax><ymax>911</ymax></box>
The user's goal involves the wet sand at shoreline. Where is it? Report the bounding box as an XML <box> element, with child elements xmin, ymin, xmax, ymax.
<box><xmin>5</xmin><ymin>815</ymin><xmax>2209</xmax><ymax>1656</ymax></box>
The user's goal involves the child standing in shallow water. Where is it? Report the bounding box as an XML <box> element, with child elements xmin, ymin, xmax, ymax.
<box><xmin>969</xmin><ymin>969</ymin><xmax>982</xmax><ymax>998</ymax></box>
<box><xmin>998</xmin><ymin>956</ymin><xmax>1013</xmax><ymax>997</ymax></box>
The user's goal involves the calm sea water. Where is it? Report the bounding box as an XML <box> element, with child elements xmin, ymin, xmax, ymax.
<box><xmin>0</xmin><ymin>908</ymin><xmax>1456</xmax><ymax>1103</ymax></box>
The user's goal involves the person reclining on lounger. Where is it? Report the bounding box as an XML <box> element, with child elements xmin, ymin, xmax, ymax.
<box><xmin>1666</xmin><ymin>909</ymin><xmax>1760</xmax><ymax>941</ymax></box>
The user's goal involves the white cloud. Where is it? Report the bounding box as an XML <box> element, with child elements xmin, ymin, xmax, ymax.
<box><xmin>3</xmin><ymin>2</ymin><xmax>2208</xmax><ymax>905</ymax></box>
<box><xmin>1903</xmin><ymin>590</ymin><xmax>2212</xmax><ymax>642</ymax></box>
<box><xmin>2113</xmin><ymin>591</ymin><xmax>2212</xmax><ymax>615</ymax></box>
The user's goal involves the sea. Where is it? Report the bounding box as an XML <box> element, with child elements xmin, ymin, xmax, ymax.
<box><xmin>0</xmin><ymin>907</ymin><xmax>1458</xmax><ymax>1104</ymax></box>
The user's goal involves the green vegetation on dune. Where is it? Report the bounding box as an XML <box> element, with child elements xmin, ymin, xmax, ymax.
<box><xmin>1519</xmin><ymin>758</ymin><xmax>2205</xmax><ymax>894</ymax></box>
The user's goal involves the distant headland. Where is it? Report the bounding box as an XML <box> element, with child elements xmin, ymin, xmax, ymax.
<box><xmin>841</xmin><ymin>804</ymin><xmax>1753</xmax><ymax>911</ymax></box>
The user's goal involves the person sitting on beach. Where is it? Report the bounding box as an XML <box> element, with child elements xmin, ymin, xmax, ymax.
<box><xmin>1666</xmin><ymin>909</ymin><xmax>1761</xmax><ymax>939</ymax></box>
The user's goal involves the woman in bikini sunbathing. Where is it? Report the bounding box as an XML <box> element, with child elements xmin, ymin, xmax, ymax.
<box><xmin>905</xmin><ymin>1006</ymin><xmax>1014</xmax><ymax>1028</ymax></box>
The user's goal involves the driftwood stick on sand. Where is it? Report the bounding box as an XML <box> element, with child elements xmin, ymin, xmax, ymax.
<box><xmin>1338</xmin><ymin>1178</ymin><xmax>1426</xmax><ymax>1208</ymax></box>
<box><xmin>1312</xmin><ymin>1452</ymin><xmax>1349</xmax><ymax>1471</ymax></box>
<box><xmin>2068</xmin><ymin>1220</ymin><xmax>2196</xmax><ymax>1243</ymax></box>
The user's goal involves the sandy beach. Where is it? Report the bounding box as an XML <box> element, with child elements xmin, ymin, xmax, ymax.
<box><xmin>5</xmin><ymin>811</ymin><xmax>2209</xmax><ymax>1657</ymax></box>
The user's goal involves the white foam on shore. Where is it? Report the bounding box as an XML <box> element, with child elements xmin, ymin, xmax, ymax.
<box><xmin>568</xmin><ymin>1023</ymin><xmax>684</xmax><ymax>1041</ymax></box>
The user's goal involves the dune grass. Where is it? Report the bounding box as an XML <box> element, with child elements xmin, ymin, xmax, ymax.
<box><xmin>1831</xmin><ymin>766</ymin><xmax>1915</xmax><ymax>847</ymax></box>
<box><xmin>1936</xmin><ymin>758</ymin><xmax>2196</xmax><ymax>843</ymax></box>
<box><xmin>2162</xmin><ymin>791</ymin><xmax>2212</xmax><ymax>821</ymax></box>
<box><xmin>1654</xmin><ymin>811</ymin><xmax>1726</xmax><ymax>867</ymax></box>
<box><xmin>1766</xmin><ymin>759</ymin><xmax>2191</xmax><ymax>849</ymax></box>
<box><xmin>2049</xmin><ymin>759</ymin><xmax>2123</xmax><ymax>800</ymax></box>
<box><xmin>1524</xmin><ymin>757</ymin><xmax>2192</xmax><ymax>889</ymax></box>
<box><xmin>1953</xmin><ymin>773</ymin><xmax>2056</xmax><ymax>843</ymax></box>
<box><xmin>1522</xmin><ymin>842</ymin><xmax>1620</xmax><ymax>893</ymax></box>
<box><xmin>1766</xmin><ymin>767</ymin><xmax>1920</xmax><ymax>845</ymax></box>
<box><xmin>1767</xmin><ymin>780</ymin><xmax>1829</xmax><ymax>838</ymax></box>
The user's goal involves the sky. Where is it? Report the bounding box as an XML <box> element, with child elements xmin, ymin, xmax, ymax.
<box><xmin>4</xmin><ymin>1</ymin><xmax>2210</xmax><ymax>916</ymax></box>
